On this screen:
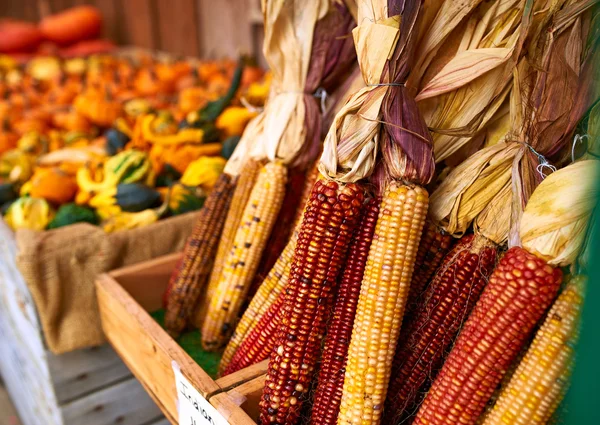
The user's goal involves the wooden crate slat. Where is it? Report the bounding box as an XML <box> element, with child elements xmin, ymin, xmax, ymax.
<box><xmin>120</xmin><ymin>0</ymin><xmax>158</xmax><ymax>50</ymax></box>
<box><xmin>60</xmin><ymin>377</ymin><xmax>163</xmax><ymax>425</ymax></box>
<box><xmin>96</xmin><ymin>258</ymin><xmax>222</xmax><ymax>422</ymax></box>
<box><xmin>47</xmin><ymin>345</ymin><xmax>132</xmax><ymax>404</ymax></box>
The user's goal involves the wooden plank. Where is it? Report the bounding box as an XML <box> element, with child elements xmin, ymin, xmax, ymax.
<box><xmin>47</xmin><ymin>345</ymin><xmax>132</xmax><ymax>404</ymax></box>
<box><xmin>0</xmin><ymin>310</ymin><xmax>62</xmax><ymax>425</ymax></box>
<box><xmin>209</xmin><ymin>391</ymin><xmax>257</xmax><ymax>425</ymax></box>
<box><xmin>148</xmin><ymin>419</ymin><xmax>170</xmax><ymax>425</ymax></box>
<box><xmin>60</xmin><ymin>377</ymin><xmax>163</xmax><ymax>425</ymax></box>
<box><xmin>93</xmin><ymin>0</ymin><xmax>121</xmax><ymax>42</ymax></box>
<box><xmin>214</xmin><ymin>360</ymin><xmax>268</xmax><ymax>392</ymax></box>
<box><xmin>155</xmin><ymin>0</ymin><xmax>199</xmax><ymax>57</ymax></box>
<box><xmin>120</xmin><ymin>0</ymin><xmax>157</xmax><ymax>50</ymax></box>
<box><xmin>196</xmin><ymin>0</ymin><xmax>254</xmax><ymax>58</ymax></box>
<box><xmin>96</xmin><ymin>257</ymin><xmax>221</xmax><ymax>422</ymax></box>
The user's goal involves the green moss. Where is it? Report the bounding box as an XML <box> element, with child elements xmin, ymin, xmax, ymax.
<box><xmin>150</xmin><ymin>309</ymin><xmax>221</xmax><ymax>378</ymax></box>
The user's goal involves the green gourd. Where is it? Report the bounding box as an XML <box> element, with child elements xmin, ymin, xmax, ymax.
<box><xmin>48</xmin><ymin>204</ymin><xmax>98</xmax><ymax>229</ymax></box>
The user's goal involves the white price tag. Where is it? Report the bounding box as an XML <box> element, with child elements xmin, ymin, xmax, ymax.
<box><xmin>172</xmin><ymin>361</ymin><xmax>230</xmax><ymax>425</ymax></box>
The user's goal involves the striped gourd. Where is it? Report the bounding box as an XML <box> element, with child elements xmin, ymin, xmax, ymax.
<box><xmin>337</xmin><ymin>182</ymin><xmax>429</xmax><ymax>425</ymax></box>
<box><xmin>413</xmin><ymin>247</ymin><xmax>562</xmax><ymax>425</ymax></box>
<box><xmin>164</xmin><ymin>173</ymin><xmax>236</xmax><ymax>337</ymax></box>
<box><xmin>481</xmin><ymin>275</ymin><xmax>584</xmax><ymax>425</ymax></box>
<box><xmin>194</xmin><ymin>158</ymin><xmax>264</xmax><ymax>328</ymax></box>
<box><xmin>259</xmin><ymin>180</ymin><xmax>364</xmax><ymax>425</ymax></box>
<box><xmin>219</xmin><ymin>228</ymin><xmax>298</xmax><ymax>375</ymax></box>
<box><xmin>385</xmin><ymin>234</ymin><xmax>497</xmax><ymax>424</ymax></box>
<box><xmin>309</xmin><ymin>197</ymin><xmax>379</xmax><ymax>425</ymax></box>
<box><xmin>201</xmin><ymin>161</ymin><xmax>287</xmax><ymax>350</ymax></box>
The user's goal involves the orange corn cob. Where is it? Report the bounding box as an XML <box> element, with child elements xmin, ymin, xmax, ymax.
<box><xmin>164</xmin><ymin>173</ymin><xmax>235</xmax><ymax>337</ymax></box>
<box><xmin>224</xmin><ymin>290</ymin><xmax>287</xmax><ymax>375</ymax></box>
<box><xmin>481</xmin><ymin>275</ymin><xmax>584</xmax><ymax>425</ymax></box>
<box><xmin>201</xmin><ymin>161</ymin><xmax>287</xmax><ymax>350</ymax></box>
<box><xmin>259</xmin><ymin>180</ymin><xmax>364</xmax><ymax>425</ymax></box>
<box><xmin>309</xmin><ymin>197</ymin><xmax>379</xmax><ymax>425</ymax></box>
<box><xmin>337</xmin><ymin>182</ymin><xmax>429</xmax><ymax>425</ymax></box>
<box><xmin>193</xmin><ymin>158</ymin><xmax>264</xmax><ymax>328</ymax></box>
<box><xmin>413</xmin><ymin>247</ymin><xmax>562</xmax><ymax>425</ymax></box>
<box><xmin>384</xmin><ymin>234</ymin><xmax>497</xmax><ymax>424</ymax></box>
<box><xmin>219</xmin><ymin>228</ymin><xmax>298</xmax><ymax>375</ymax></box>
<box><xmin>407</xmin><ymin>220</ymin><xmax>454</xmax><ymax>309</ymax></box>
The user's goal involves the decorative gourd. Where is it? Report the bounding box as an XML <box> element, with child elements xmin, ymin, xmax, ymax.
<box><xmin>220</xmin><ymin>135</ymin><xmax>240</xmax><ymax>160</ymax></box>
<box><xmin>0</xmin><ymin>131</ymin><xmax>18</xmax><ymax>155</ymax></box>
<box><xmin>166</xmin><ymin>183</ymin><xmax>205</xmax><ymax>215</ymax></box>
<box><xmin>29</xmin><ymin>167</ymin><xmax>78</xmax><ymax>204</ymax></box>
<box><xmin>52</xmin><ymin>110</ymin><xmax>91</xmax><ymax>132</ymax></box>
<box><xmin>0</xmin><ymin>20</ymin><xmax>42</xmax><ymax>53</ymax></box>
<box><xmin>39</xmin><ymin>6</ymin><xmax>102</xmax><ymax>46</ymax></box>
<box><xmin>105</xmin><ymin>128</ymin><xmax>130</xmax><ymax>155</ymax></box>
<box><xmin>90</xmin><ymin>183</ymin><xmax>161</xmax><ymax>215</ymax></box>
<box><xmin>215</xmin><ymin>106</ymin><xmax>258</xmax><ymax>137</ymax></box>
<box><xmin>48</xmin><ymin>203</ymin><xmax>98</xmax><ymax>229</ymax></box>
<box><xmin>73</xmin><ymin>91</ymin><xmax>123</xmax><ymax>127</ymax></box>
<box><xmin>180</xmin><ymin>156</ymin><xmax>226</xmax><ymax>190</ymax></box>
<box><xmin>3</xmin><ymin>197</ymin><xmax>53</xmax><ymax>231</ymax></box>
<box><xmin>0</xmin><ymin>149</ymin><xmax>35</xmax><ymax>183</ymax></box>
<box><xmin>0</xmin><ymin>181</ymin><xmax>17</xmax><ymax>205</ymax></box>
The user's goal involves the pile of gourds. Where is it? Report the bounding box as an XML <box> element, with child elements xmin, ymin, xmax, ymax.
<box><xmin>0</xmin><ymin>52</ymin><xmax>269</xmax><ymax>232</ymax></box>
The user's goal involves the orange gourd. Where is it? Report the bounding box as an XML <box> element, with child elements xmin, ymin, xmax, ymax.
<box><xmin>30</xmin><ymin>167</ymin><xmax>78</xmax><ymax>204</ymax></box>
<box><xmin>73</xmin><ymin>91</ymin><xmax>123</xmax><ymax>127</ymax></box>
<box><xmin>53</xmin><ymin>110</ymin><xmax>91</xmax><ymax>132</ymax></box>
<box><xmin>39</xmin><ymin>6</ymin><xmax>102</xmax><ymax>46</ymax></box>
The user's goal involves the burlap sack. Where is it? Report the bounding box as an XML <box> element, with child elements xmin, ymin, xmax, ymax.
<box><xmin>14</xmin><ymin>212</ymin><xmax>198</xmax><ymax>354</ymax></box>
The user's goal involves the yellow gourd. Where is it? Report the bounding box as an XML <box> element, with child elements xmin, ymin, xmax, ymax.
<box><xmin>215</xmin><ymin>106</ymin><xmax>258</xmax><ymax>137</ymax></box>
<box><xmin>180</xmin><ymin>156</ymin><xmax>226</xmax><ymax>190</ymax></box>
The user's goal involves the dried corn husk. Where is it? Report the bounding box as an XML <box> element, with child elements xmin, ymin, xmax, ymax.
<box><xmin>520</xmin><ymin>159</ymin><xmax>599</xmax><ymax>266</ymax></box>
<box><xmin>430</xmin><ymin>0</ymin><xmax>593</xmax><ymax>242</ymax></box>
<box><xmin>412</xmin><ymin>0</ymin><xmax>532</xmax><ymax>162</ymax></box>
<box><xmin>320</xmin><ymin>0</ymin><xmax>434</xmax><ymax>184</ymax></box>
<box><xmin>240</xmin><ymin>0</ymin><xmax>356</xmax><ymax>169</ymax></box>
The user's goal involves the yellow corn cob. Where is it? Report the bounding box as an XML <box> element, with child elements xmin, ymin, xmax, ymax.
<box><xmin>338</xmin><ymin>182</ymin><xmax>429</xmax><ymax>425</ymax></box>
<box><xmin>481</xmin><ymin>275</ymin><xmax>584</xmax><ymax>425</ymax></box>
<box><xmin>201</xmin><ymin>161</ymin><xmax>287</xmax><ymax>350</ymax></box>
<box><xmin>219</xmin><ymin>226</ymin><xmax>298</xmax><ymax>374</ymax></box>
<box><xmin>193</xmin><ymin>158</ymin><xmax>264</xmax><ymax>328</ymax></box>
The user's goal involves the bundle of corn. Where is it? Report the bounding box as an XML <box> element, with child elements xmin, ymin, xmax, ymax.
<box><xmin>265</xmin><ymin>0</ymin><xmax>435</xmax><ymax>424</ymax></box>
<box><xmin>384</xmin><ymin>3</ymin><xmax>596</xmax><ymax>421</ymax></box>
<box><xmin>415</xmin><ymin>159</ymin><xmax>599</xmax><ymax>425</ymax></box>
<box><xmin>198</xmin><ymin>0</ymin><xmax>357</xmax><ymax>351</ymax></box>
<box><xmin>163</xmin><ymin>131</ymin><xmax>256</xmax><ymax>337</ymax></box>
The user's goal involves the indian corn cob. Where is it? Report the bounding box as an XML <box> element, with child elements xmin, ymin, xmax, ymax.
<box><xmin>220</xmin><ymin>227</ymin><xmax>298</xmax><ymax>375</ymax></box>
<box><xmin>309</xmin><ymin>197</ymin><xmax>379</xmax><ymax>425</ymax></box>
<box><xmin>224</xmin><ymin>290</ymin><xmax>287</xmax><ymax>375</ymax></box>
<box><xmin>164</xmin><ymin>173</ymin><xmax>235</xmax><ymax>337</ymax></box>
<box><xmin>384</xmin><ymin>234</ymin><xmax>497</xmax><ymax>424</ymax></box>
<box><xmin>413</xmin><ymin>247</ymin><xmax>562</xmax><ymax>425</ymax></box>
<box><xmin>193</xmin><ymin>158</ymin><xmax>264</xmax><ymax>328</ymax></box>
<box><xmin>480</xmin><ymin>275</ymin><xmax>584</xmax><ymax>425</ymax></box>
<box><xmin>337</xmin><ymin>182</ymin><xmax>429</xmax><ymax>425</ymax></box>
<box><xmin>259</xmin><ymin>180</ymin><xmax>364</xmax><ymax>425</ymax></box>
<box><xmin>201</xmin><ymin>160</ymin><xmax>287</xmax><ymax>350</ymax></box>
<box><xmin>406</xmin><ymin>220</ymin><xmax>454</xmax><ymax>309</ymax></box>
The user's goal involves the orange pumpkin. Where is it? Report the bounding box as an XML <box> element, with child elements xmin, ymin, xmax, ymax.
<box><xmin>0</xmin><ymin>20</ymin><xmax>42</xmax><ymax>53</ymax></box>
<box><xmin>30</xmin><ymin>167</ymin><xmax>78</xmax><ymax>204</ymax></box>
<box><xmin>73</xmin><ymin>93</ymin><xmax>123</xmax><ymax>127</ymax></box>
<box><xmin>39</xmin><ymin>6</ymin><xmax>102</xmax><ymax>46</ymax></box>
<box><xmin>241</xmin><ymin>66</ymin><xmax>264</xmax><ymax>87</ymax></box>
<box><xmin>59</xmin><ymin>39</ymin><xmax>115</xmax><ymax>58</ymax></box>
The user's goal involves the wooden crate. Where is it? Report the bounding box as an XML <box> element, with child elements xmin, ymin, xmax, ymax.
<box><xmin>0</xmin><ymin>220</ymin><xmax>167</xmax><ymax>425</ymax></box>
<box><xmin>96</xmin><ymin>254</ymin><xmax>268</xmax><ymax>425</ymax></box>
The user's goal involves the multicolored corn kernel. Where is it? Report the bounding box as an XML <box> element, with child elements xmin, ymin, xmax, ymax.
<box><xmin>385</xmin><ymin>234</ymin><xmax>497</xmax><ymax>424</ymax></box>
<box><xmin>201</xmin><ymin>161</ymin><xmax>287</xmax><ymax>350</ymax></box>
<box><xmin>413</xmin><ymin>247</ymin><xmax>563</xmax><ymax>425</ymax></box>
<box><xmin>259</xmin><ymin>179</ymin><xmax>364</xmax><ymax>425</ymax></box>
<box><xmin>164</xmin><ymin>173</ymin><xmax>235</xmax><ymax>337</ymax></box>
<box><xmin>337</xmin><ymin>182</ymin><xmax>429</xmax><ymax>425</ymax></box>
<box><xmin>309</xmin><ymin>197</ymin><xmax>379</xmax><ymax>425</ymax></box>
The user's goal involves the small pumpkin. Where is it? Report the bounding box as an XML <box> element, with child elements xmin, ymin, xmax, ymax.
<box><xmin>73</xmin><ymin>91</ymin><xmax>123</xmax><ymax>127</ymax></box>
<box><xmin>52</xmin><ymin>109</ymin><xmax>91</xmax><ymax>132</ymax></box>
<box><xmin>39</xmin><ymin>6</ymin><xmax>102</xmax><ymax>46</ymax></box>
<box><xmin>0</xmin><ymin>20</ymin><xmax>42</xmax><ymax>53</ymax></box>
<box><xmin>30</xmin><ymin>167</ymin><xmax>78</xmax><ymax>204</ymax></box>
<box><xmin>59</xmin><ymin>39</ymin><xmax>115</xmax><ymax>58</ymax></box>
